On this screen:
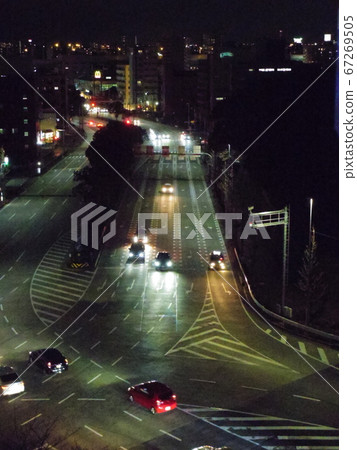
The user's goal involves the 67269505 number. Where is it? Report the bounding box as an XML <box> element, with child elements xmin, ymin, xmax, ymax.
<box><xmin>344</xmin><ymin>15</ymin><xmax>354</xmax><ymax>75</ymax></box>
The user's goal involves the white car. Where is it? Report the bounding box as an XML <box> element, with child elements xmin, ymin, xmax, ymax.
<box><xmin>0</xmin><ymin>366</ymin><xmax>25</xmax><ymax>396</ymax></box>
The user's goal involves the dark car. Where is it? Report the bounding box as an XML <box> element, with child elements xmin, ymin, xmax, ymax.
<box><xmin>154</xmin><ymin>251</ymin><xmax>172</xmax><ymax>270</ymax></box>
<box><xmin>68</xmin><ymin>242</ymin><xmax>98</xmax><ymax>269</ymax></box>
<box><xmin>28</xmin><ymin>348</ymin><xmax>68</xmax><ymax>374</ymax></box>
<box><xmin>128</xmin><ymin>380</ymin><xmax>177</xmax><ymax>414</ymax></box>
<box><xmin>209</xmin><ymin>251</ymin><xmax>225</xmax><ymax>270</ymax></box>
<box><xmin>128</xmin><ymin>242</ymin><xmax>145</xmax><ymax>262</ymax></box>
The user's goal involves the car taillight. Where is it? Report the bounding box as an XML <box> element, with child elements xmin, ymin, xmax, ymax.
<box><xmin>47</xmin><ymin>362</ymin><xmax>51</xmax><ymax>368</ymax></box>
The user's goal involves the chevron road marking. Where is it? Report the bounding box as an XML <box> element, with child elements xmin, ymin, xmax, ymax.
<box><xmin>166</xmin><ymin>273</ymin><xmax>288</xmax><ymax>368</ymax></box>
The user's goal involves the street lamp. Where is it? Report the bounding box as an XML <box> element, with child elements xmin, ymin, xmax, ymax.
<box><xmin>309</xmin><ymin>198</ymin><xmax>314</xmax><ymax>249</ymax></box>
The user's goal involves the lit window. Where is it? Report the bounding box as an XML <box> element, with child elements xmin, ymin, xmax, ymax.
<box><xmin>24</xmin><ymin>119</ymin><xmax>28</xmax><ymax>124</ymax></box>
<box><xmin>24</xmin><ymin>131</ymin><xmax>29</xmax><ymax>136</ymax></box>
<box><xmin>54</xmin><ymin>86</ymin><xmax>59</xmax><ymax>90</ymax></box>
<box><xmin>23</xmin><ymin>106</ymin><xmax>28</xmax><ymax>111</ymax></box>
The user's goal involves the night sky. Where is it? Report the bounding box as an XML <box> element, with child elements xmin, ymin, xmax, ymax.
<box><xmin>0</xmin><ymin>0</ymin><xmax>338</xmax><ymax>42</ymax></box>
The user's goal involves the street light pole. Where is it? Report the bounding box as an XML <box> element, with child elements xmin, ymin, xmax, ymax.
<box><xmin>309</xmin><ymin>198</ymin><xmax>314</xmax><ymax>250</ymax></box>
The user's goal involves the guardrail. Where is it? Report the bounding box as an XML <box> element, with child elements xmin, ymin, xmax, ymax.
<box><xmin>232</xmin><ymin>247</ymin><xmax>339</xmax><ymax>348</ymax></box>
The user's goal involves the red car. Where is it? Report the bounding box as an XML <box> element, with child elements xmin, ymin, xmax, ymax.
<box><xmin>128</xmin><ymin>380</ymin><xmax>177</xmax><ymax>414</ymax></box>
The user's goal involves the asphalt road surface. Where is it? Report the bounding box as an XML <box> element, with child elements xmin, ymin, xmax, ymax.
<box><xmin>0</xmin><ymin>119</ymin><xmax>339</xmax><ymax>449</ymax></box>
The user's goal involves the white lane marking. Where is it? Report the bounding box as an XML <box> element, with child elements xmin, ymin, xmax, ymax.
<box><xmin>126</xmin><ymin>280</ymin><xmax>135</xmax><ymax>291</ymax></box>
<box><xmin>159</xmin><ymin>429</ymin><xmax>182</xmax><ymax>442</ymax></box>
<box><xmin>58</xmin><ymin>392</ymin><xmax>75</xmax><ymax>404</ymax></box>
<box><xmin>317</xmin><ymin>347</ymin><xmax>329</xmax><ymax>364</ymax></box>
<box><xmin>15</xmin><ymin>341</ymin><xmax>27</xmax><ymax>349</ymax></box>
<box><xmin>25</xmin><ymin>200</ymin><xmax>31</xmax><ymax>206</ymax></box>
<box><xmin>70</xmin><ymin>345</ymin><xmax>80</xmax><ymax>354</ymax></box>
<box><xmin>23</xmin><ymin>277</ymin><xmax>30</xmax><ymax>284</ymax></box>
<box><xmin>70</xmin><ymin>356</ymin><xmax>81</xmax><ymax>365</ymax></box>
<box><xmin>111</xmin><ymin>356</ymin><xmax>122</xmax><ymax>366</ymax></box>
<box><xmin>241</xmin><ymin>385</ymin><xmax>268</xmax><ymax>392</ymax></box>
<box><xmin>266</xmin><ymin>329</ymin><xmax>272</xmax><ymax>334</ymax></box>
<box><xmin>0</xmin><ymin>275</ymin><xmax>4</xmax><ymax>281</ymax></box>
<box><xmin>87</xmin><ymin>374</ymin><xmax>102</xmax><ymax>384</ymax></box>
<box><xmin>42</xmin><ymin>374</ymin><xmax>58</xmax><ymax>384</ymax></box>
<box><xmin>16</xmin><ymin>251</ymin><xmax>25</xmax><ymax>262</ymax></box>
<box><xmin>159</xmin><ymin>314</ymin><xmax>165</xmax><ymax>321</ymax></box>
<box><xmin>89</xmin><ymin>313</ymin><xmax>97</xmax><ymax>321</ymax></box>
<box><xmin>146</xmin><ymin>327</ymin><xmax>154</xmax><ymax>334</ymax></box>
<box><xmin>7</xmin><ymin>392</ymin><xmax>26</xmax><ymax>403</ymax></box>
<box><xmin>29</xmin><ymin>212</ymin><xmax>36</xmax><ymax>220</ymax></box>
<box><xmin>97</xmin><ymin>279</ymin><xmax>107</xmax><ymax>291</ymax></box>
<box><xmin>90</xmin><ymin>341</ymin><xmax>101</xmax><ymax>350</ymax></box>
<box><xmin>50</xmin><ymin>212</ymin><xmax>56</xmax><ymax>220</ymax></box>
<box><xmin>72</xmin><ymin>327</ymin><xmax>82</xmax><ymax>335</ymax></box>
<box><xmin>123</xmin><ymin>410</ymin><xmax>142</xmax><ymax>421</ymax></box>
<box><xmin>11</xmin><ymin>327</ymin><xmax>18</xmax><ymax>335</ymax></box>
<box><xmin>190</xmin><ymin>378</ymin><xmax>216</xmax><ymax>384</ymax></box>
<box><xmin>123</xmin><ymin>314</ymin><xmax>130</xmax><ymax>321</ymax></box>
<box><xmin>293</xmin><ymin>394</ymin><xmax>321</xmax><ymax>402</ymax></box>
<box><xmin>4</xmin><ymin>315</ymin><xmax>9</xmax><ymax>323</ymax></box>
<box><xmin>84</xmin><ymin>425</ymin><xmax>103</xmax><ymax>437</ymax></box>
<box><xmin>186</xmin><ymin>282</ymin><xmax>194</xmax><ymax>294</ymax></box>
<box><xmin>78</xmin><ymin>398</ymin><xmax>106</xmax><ymax>401</ymax></box>
<box><xmin>21</xmin><ymin>413</ymin><xmax>42</xmax><ymax>426</ymax></box>
<box><xmin>115</xmin><ymin>375</ymin><xmax>130</xmax><ymax>384</ymax></box>
<box><xmin>108</xmin><ymin>326</ymin><xmax>117</xmax><ymax>335</ymax></box>
<box><xmin>0</xmin><ymin>304</ymin><xmax>3</xmax><ymax>310</ymax></box>
<box><xmin>130</xmin><ymin>341</ymin><xmax>139</xmax><ymax>349</ymax></box>
<box><xmin>90</xmin><ymin>359</ymin><xmax>103</xmax><ymax>369</ymax></box>
<box><xmin>8</xmin><ymin>213</ymin><xmax>16</xmax><ymax>221</ymax></box>
<box><xmin>221</xmin><ymin>283</ymin><xmax>231</xmax><ymax>295</ymax></box>
<box><xmin>298</xmin><ymin>341</ymin><xmax>307</xmax><ymax>354</ymax></box>
<box><xmin>9</xmin><ymin>286</ymin><xmax>18</xmax><ymax>293</ymax></box>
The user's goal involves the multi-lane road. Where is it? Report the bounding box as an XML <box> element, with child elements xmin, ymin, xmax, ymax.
<box><xmin>0</xmin><ymin>118</ymin><xmax>339</xmax><ymax>449</ymax></box>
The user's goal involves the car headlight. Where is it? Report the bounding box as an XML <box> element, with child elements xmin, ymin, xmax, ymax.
<box><xmin>169</xmin><ymin>187</ymin><xmax>173</xmax><ymax>193</ymax></box>
<box><xmin>143</xmin><ymin>237</ymin><xmax>148</xmax><ymax>244</ymax></box>
<box><xmin>162</xmin><ymin>187</ymin><xmax>166</xmax><ymax>192</ymax></box>
<box><xmin>133</xmin><ymin>236</ymin><xmax>138</xmax><ymax>243</ymax></box>
<box><xmin>154</xmin><ymin>261</ymin><xmax>160</xmax><ymax>266</ymax></box>
<box><xmin>129</xmin><ymin>252</ymin><xmax>133</xmax><ymax>257</ymax></box>
<box><xmin>210</xmin><ymin>262</ymin><xmax>215</xmax><ymax>267</ymax></box>
<box><xmin>220</xmin><ymin>263</ymin><xmax>225</xmax><ymax>268</ymax></box>
<box><xmin>139</xmin><ymin>252</ymin><xmax>144</xmax><ymax>258</ymax></box>
<box><xmin>167</xmin><ymin>261</ymin><xmax>172</xmax><ymax>267</ymax></box>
